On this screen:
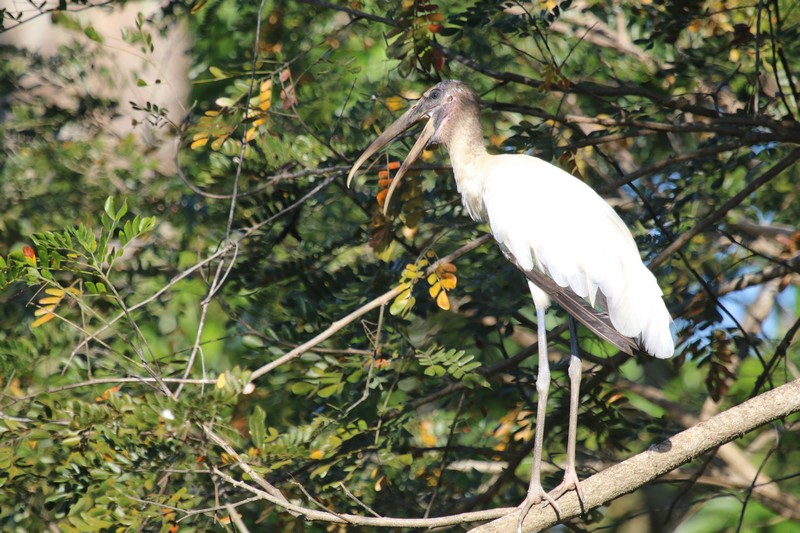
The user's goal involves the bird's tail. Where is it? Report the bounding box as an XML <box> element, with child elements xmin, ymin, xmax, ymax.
<box><xmin>605</xmin><ymin>265</ymin><xmax>674</xmax><ymax>359</ymax></box>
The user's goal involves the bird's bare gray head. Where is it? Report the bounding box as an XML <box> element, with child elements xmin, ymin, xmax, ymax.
<box><xmin>347</xmin><ymin>80</ymin><xmax>480</xmax><ymax>214</ymax></box>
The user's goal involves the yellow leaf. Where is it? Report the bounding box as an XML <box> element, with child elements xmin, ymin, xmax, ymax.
<box><xmin>428</xmin><ymin>282</ymin><xmax>441</xmax><ymax>298</ymax></box>
<box><xmin>39</xmin><ymin>296</ymin><xmax>62</xmax><ymax>305</ymax></box>
<box><xmin>385</xmin><ymin>96</ymin><xmax>405</xmax><ymax>112</ymax></box>
<box><xmin>191</xmin><ymin>138</ymin><xmax>209</xmax><ymax>150</ymax></box>
<box><xmin>31</xmin><ymin>313</ymin><xmax>56</xmax><ymax>328</ymax></box>
<box><xmin>440</xmin><ymin>275</ymin><xmax>457</xmax><ymax>290</ymax></box>
<box><xmin>436</xmin><ymin>290</ymin><xmax>450</xmax><ymax>311</ymax></box>
<box><xmin>439</xmin><ymin>263</ymin><xmax>456</xmax><ymax>273</ymax></box>
<box><xmin>310</xmin><ymin>449</ymin><xmax>325</xmax><ymax>460</ymax></box>
<box><xmin>259</xmin><ymin>80</ymin><xmax>272</xmax><ymax>111</ymax></box>
<box><xmin>45</xmin><ymin>288</ymin><xmax>65</xmax><ymax>297</ymax></box>
<box><xmin>34</xmin><ymin>305</ymin><xmax>57</xmax><ymax>316</ymax></box>
<box><xmin>374</xmin><ymin>475</ymin><xmax>386</xmax><ymax>492</ymax></box>
<box><xmin>427</xmin><ymin>273</ymin><xmax>437</xmax><ymax>285</ymax></box>
<box><xmin>216</xmin><ymin>373</ymin><xmax>227</xmax><ymax>389</ymax></box>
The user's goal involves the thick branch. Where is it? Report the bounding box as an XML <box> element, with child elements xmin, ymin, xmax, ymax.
<box><xmin>622</xmin><ymin>379</ymin><xmax>800</xmax><ymax>520</ymax></box>
<box><xmin>471</xmin><ymin>378</ymin><xmax>800</xmax><ymax>533</ymax></box>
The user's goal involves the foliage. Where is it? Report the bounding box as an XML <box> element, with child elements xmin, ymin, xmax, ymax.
<box><xmin>1</xmin><ymin>0</ymin><xmax>800</xmax><ymax>531</ymax></box>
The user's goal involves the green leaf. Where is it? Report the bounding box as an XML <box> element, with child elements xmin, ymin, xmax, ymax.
<box><xmin>249</xmin><ymin>406</ymin><xmax>267</xmax><ymax>448</ymax></box>
<box><xmin>84</xmin><ymin>26</ymin><xmax>103</xmax><ymax>43</ymax></box>
<box><xmin>424</xmin><ymin>365</ymin><xmax>446</xmax><ymax>377</ymax></box>
<box><xmin>103</xmin><ymin>197</ymin><xmax>116</xmax><ymax>220</ymax></box>
<box><xmin>389</xmin><ymin>293</ymin><xmax>410</xmax><ymax>316</ymax></box>
<box><xmin>291</xmin><ymin>382</ymin><xmax>315</xmax><ymax>395</ymax></box>
<box><xmin>139</xmin><ymin>216</ymin><xmax>156</xmax><ymax>233</ymax></box>
<box><xmin>318</xmin><ymin>382</ymin><xmax>342</xmax><ymax>398</ymax></box>
<box><xmin>209</xmin><ymin>66</ymin><xmax>227</xmax><ymax>79</ymax></box>
<box><xmin>116</xmin><ymin>199</ymin><xmax>128</xmax><ymax>220</ymax></box>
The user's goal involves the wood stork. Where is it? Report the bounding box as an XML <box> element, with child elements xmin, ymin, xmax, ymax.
<box><xmin>347</xmin><ymin>80</ymin><xmax>674</xmax><ymax>525</ymax></box>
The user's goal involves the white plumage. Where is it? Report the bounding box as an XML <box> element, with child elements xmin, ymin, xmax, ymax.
<box><xmin>474</xmin><ymin>154</ymin><xmax>673</xmax><ymax>358</ymax></box>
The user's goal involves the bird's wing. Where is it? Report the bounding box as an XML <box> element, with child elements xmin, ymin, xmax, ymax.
<box><xmin>483</xmin><ymin>154</ymin><xmax>673</xmax><ymax>358</ymax></box>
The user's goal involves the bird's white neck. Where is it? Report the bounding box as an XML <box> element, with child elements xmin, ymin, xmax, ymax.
<box><xmin>441</xmin><ymin>113</ymin><xmax>490</xmax><ymax>222</ymax></box>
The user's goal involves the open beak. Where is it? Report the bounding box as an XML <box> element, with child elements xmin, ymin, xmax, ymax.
<box><xmin>347</xmin><ymin>103</ymin><xmax>435</xmax><ymax>215</ymax></box>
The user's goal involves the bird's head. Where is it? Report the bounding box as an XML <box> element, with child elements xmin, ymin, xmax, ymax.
<box><xmin>347</xmin><ymin>80</ymin><xmax>478</xmax><ymax>214</ymax></box>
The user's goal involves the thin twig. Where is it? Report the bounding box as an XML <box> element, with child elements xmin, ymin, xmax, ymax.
<box><xmin>338</xmin><ymin>482</ymin><xmax>382</xmax><ymax>517</ymax></box>
<box><xmin>202</xmin><ymin>425</ymin><xmax>292</xmax><ymax>505</ymax></box>
<box><xmin>176</xmin><ymin>241</ymin><xmax>240</xmax><ymax>398</ymax></box>
<box><xmin>425</xmin><ymin>391</ymin><xmax>466</xmax><ymax>518</ymax></box>
<box><xmin>212</xmin><ymin>467</ymin><xmax>514</xmax><ymax>527</ymax></box>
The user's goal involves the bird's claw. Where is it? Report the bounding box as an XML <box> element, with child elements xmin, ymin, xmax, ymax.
<box><xmin>516</xmin><ymin>483</ymin><xmax>561</xmax><ymax>533</ymax></box>
<box><xmin>549</xmin><ymin>466</ymin><xmax>586</xmax><ymax>510</ymax></box>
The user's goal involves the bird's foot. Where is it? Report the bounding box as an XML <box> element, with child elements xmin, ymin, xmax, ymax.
<box><xmin>550</xmin><ymin>465</ymin><xmax>586</xmax><ymax>510</ymax></box>
<box><xmin>516</xmin><ymin>482</ymin><xmax>561</xmax><ymax>533</ymax></box>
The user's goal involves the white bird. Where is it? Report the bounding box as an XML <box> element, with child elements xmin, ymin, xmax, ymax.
<box><xmin>347</xmin><ymin>80</ymin><xmax>674</xmax><ymax>527</ymax></box>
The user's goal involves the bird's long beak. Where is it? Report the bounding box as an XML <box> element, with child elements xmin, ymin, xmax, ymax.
<box><xmin>347</xmin><ymin>104</ymin><xmax>435</xmax><ymax>215</ymax></box>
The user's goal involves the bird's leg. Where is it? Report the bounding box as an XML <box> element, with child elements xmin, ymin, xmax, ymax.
<box><xmin>550</xmin><ymin>316</ymin><xmax>586</xmax><ymax>509</ymax></box>
<box><xmin>517</xmin><ymin>302</ymin><xmax>560</xmax><ymax>532</ymax></box>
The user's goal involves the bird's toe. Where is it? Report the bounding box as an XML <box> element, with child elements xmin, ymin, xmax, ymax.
<box><xmin>550</xmin><ymin>466</ymin><xmax>586</xmax><ymax>510</ymax></box>
<box><xmin>515</xmin><ymin>483</ymin><xmax>561</xmax><ymax>532</ymax></box>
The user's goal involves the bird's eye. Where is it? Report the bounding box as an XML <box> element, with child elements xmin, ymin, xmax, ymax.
<box><xmin>429</xmin><ymin>90</ymin><xmax>440</xmax><ymax>100</ymax></box>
